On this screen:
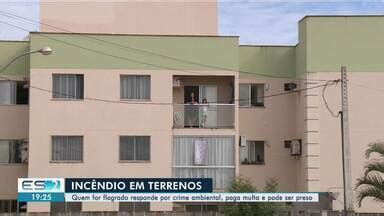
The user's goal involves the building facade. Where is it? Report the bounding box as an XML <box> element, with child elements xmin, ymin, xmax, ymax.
<box><xmin>0</xmin><ymin>6</ymin><xmax>384</xmax><ymax>214</ymax></box>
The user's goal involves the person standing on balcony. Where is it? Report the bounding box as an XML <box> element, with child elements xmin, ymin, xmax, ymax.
<box><xmin>187</xmin><ymin>92</ymin><xmax>199</xmax><ymax>127</ymax></box>
<box><xmin>200</xmin><ymin>98</ymin><xmax>209</xmax><ymax>128</ymax></box>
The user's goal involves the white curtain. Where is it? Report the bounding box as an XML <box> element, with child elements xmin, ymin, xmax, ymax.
<box><xmin>0</xmin><ymin>141</ymin><xmax>10</xmax><ymax>163</ymax></box>
<box><xmin>173</xmin><ymin>136</ymin><xmax>235</xmax><ymax>189</ymax></box>
<box><xmin>0</xmin><ymin>140</ymin><xmax>21</xmax><ymax>163</ymax></box>
<box><xmin>52</xmin><ymin>136</ymin><xmax>83</xmax><ymax>161</ymax></box>
<box><xmin>194</xmin><ymin>139</ymin><xmax>208</xmax><ymax>165</ymax></box>
<box><xmin>53</xmin><ymin>74</ymin><xmax>83</xmax><ymax>99</ymax></box>
<box><xmin>120</xmin><ymin>75</ymin><xmax>150</xmax><ymax>100</ymax></box>
<box><xmin>0</xmin><ymin>81</ymin><xmax>16</xmax><ymax>104</ymax></box>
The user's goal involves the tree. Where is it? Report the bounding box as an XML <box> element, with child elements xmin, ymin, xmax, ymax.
<box><xmin>355</xmin><ymin>141</ymin><xmax>384</xmax><ymax>207</ymax></box>
<box><xmin>222</xmin><ymin>176</ymin><xmax>289</xmax><ymax>216</ymax></box>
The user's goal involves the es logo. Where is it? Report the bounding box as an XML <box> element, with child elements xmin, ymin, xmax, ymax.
<box><xmin>18</xmin><ymin>178</ymin><xmax>64</xmax><ymax>192</ymax></box>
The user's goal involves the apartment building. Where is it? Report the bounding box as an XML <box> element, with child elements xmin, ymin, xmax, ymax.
<box><xmin>0</xmin><ymin>2</ymin><xmax>384</xmax><ymax>214</ymax></box>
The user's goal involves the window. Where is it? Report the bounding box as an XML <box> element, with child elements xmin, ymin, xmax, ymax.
<box><xmin>185</xmin><ymin>204</ymin><xmax>219</xmax><ymax>212</ymax></box>
<box><xmin>173</xmin><ymin>136</ymin><xmax>235</xmax><ymax>189</ymax></box>
<box><xmin>119</xmin><ymin>202</ymin><xmax>150</xmax><ymax>212</ymax></box>
<box><xmin>0</xmin><ymin>140</ymin><xmax>24</xmax><ymax>163</ymax></box>
<box><xmin>120</xmin><ymin>136</ymin><xmax>150</xmax><ymax>161</ymax></box>
<box><xmin>0</xmin><ymin>200</ymin><xmax>18</xmax><ymax>213</ymax></box>
<box><xmin>51</xmin><ymin>136</ymin><xmax>83</xmax><ymax>162</ymax></box>
<box><xmin>120</xmin><ymin>75</ymin><xmax>150</xmax><ymax>100</ymax></box>
<box><xmin>239</xmin><ymin>84</ymin><xmax>264</xmax><ymax>107</ymax></box>
<box><xmin>240</xmin><ymin>140</ymin><xmax>265</xmax><ymax>165</ymax></box>
<box><xmin>0</xmin><ymin>81</ymin><xmax>28</xmax><ymax>105</ymax></box>
<box><xmin>52</xmin><ymin>74</ymin><xmax>84</xmax><ymax>99</ymax></box>
<box><xmin>50</xmin><ymin>202</ymin><xmax>81</xmax><ymax>212</ymax></box>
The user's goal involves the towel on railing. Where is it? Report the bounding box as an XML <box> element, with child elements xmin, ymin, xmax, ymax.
<box><xmin>194</xmin><ymin>139</ymin><xmax>208</xmax><ymax>166</ymax></box>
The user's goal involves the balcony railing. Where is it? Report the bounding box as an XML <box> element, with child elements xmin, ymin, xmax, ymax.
<box><xmin>173</xmin><ymin>104</ymin><xmax>235</xmax><ymax>129</ymax></box>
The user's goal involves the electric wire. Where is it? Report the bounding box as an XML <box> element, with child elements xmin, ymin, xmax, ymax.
<box><xmin>349</xmin><ymin>82</ymin><xmax>384</xmax><ymax>93</ymax></box>
<box><xmin>322</xmin><ymin>79</ymin><xmax>341</xmax><ymax>118</ymax></box>
<box><xmin>0</xmin><ymin>16</ymin><xmax>339</xmax><ymax>105</ymax></box>
<box><xmin>0</xmin><ymin>75</ymin><xmax>337</xmax><ymax>105</ymax></box>
<box><xmin>0</xmin><ymin>10</ymin><xmax>333</xmax><ymax>82</ymax></box>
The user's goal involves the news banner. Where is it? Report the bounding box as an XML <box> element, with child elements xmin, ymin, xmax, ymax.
<box><xmin>18</xmin><ymin>178</ymin><xmax>319</xmax><ymax>203</ymax></box>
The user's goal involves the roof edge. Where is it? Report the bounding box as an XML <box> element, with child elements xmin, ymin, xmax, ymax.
<box><xmin>30</xmin><ymin>31</ymin><xmax>239</xmax><ymax>38</ymax></box>
<box><xmin>299</xmin><ymin>15</ymin><xmax>384</xmax><ymax>23</ymax></box>
<box><xmin>0</xmin><ymin>40</ymin><xmax>29</xmax><ymax>43</ymax></box>
<box><xmin>239</xmin><ymin>45</ymin><xmax>295</xmax><ymax>48</ymax></box>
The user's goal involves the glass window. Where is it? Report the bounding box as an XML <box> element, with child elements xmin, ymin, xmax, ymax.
<box><xmin>173</xmin><ymin>136</ymin><xmax>235</xmax><ymax>189</ymax></box>
<box><xmin>0</xmin><ymin>140</ymin><xmax>23</xmax><ymax>163</ymax></box>
<box><xmin>0</xmin><ymin>81</ymin><xmax>28</xmax><ymax>105</ymax></box>
<box><xmin>0</xmin><ymin>200</ymin><xmax>20</xmax><ymax>213</ymax></box>
<box><xmin>239</xmin><ymin>84</ymin><xmax>264</xmax><ymax>107</ymax></box>
<box><xmin>0</xmin><ymin>81</ymin><xmax>16</xmax><ymax>104</ymax></box>
<box><xmin>120</xmin><ymin>136</ymin><xmax>150</xmax><ymax>161</ymax></box>
<box><xmin>50</xmin><ymin>202</ymin><xmax>81</xmax><ymax>212</ymax></box>
<box><xmin>51</xmin><ymin>136</ymin><xmax>83</xmax><ymax>162</ymax></box>
<box><xmin>120</xmin><ymin>75</ymin><xmax>150</xmax><ymax>100</ymax></box>
<box><xmin>52</xmin><ymin>74</ymin><xmax>84</xmax><ymax>99</ymax></box>
<box><xmin>240</xmin><ymin>140</ymin><xmax>265</xmax><ymax>165</ymax></box>
<box><xmin>119</xmin><ymin>202</ymin><xmax>150</xmax><ymax>212</ymax></box>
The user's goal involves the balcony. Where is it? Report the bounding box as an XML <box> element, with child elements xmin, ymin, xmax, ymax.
<box><xmin>172</xmin><ymin>75</ymin><xmax>235</xmax><ymax>129</ymax></box>
<box><xmin>173</xmin><ymin>104</ymin><xmax>234</xmax><ymax>129</ymax></box>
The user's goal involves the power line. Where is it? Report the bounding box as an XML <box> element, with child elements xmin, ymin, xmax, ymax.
<box><xmin>0</xmin><ymin>22</ymin><xmax>225</xmax><ymax>78</ymax></box>
<box><xmin>349</xmin><ymin>82</ymin><xmax>384</xmax><ymax>93</ymax></box>
<box><xmin>0</xmin><ymin>75</ymin><xmax>336</xmax><ymax>105</ymax></box>
<box><xmin>30</xmin><ymin>82</ymin><xmax>332</xmax><ymax>104</ymax></box>
<box><xmin>0</xmin><ymin>10</ymin><xmax>333</xmax><ymax>82</ymax></box>
<box><xmin>0</xmin><ymin>19</ymin><xmax>339</xmax><ymax>105</ymax></box>
<box><xmin>322</xmin><ymin>79</ymin><xmax>341</xmax><ymax>118</ymax></box>
<box><xmin>0</xmin><ymin>19</ymin><xmax>230</xmax><ymax>78</ymax></box>
<box><xmin>0</xmin><ymin>14</ymin><xmax>339</xmax><ymax>105</ymax></box>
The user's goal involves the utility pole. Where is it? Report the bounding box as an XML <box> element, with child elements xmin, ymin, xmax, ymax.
<box><xmin>340</xmin><ymin>66</ymin><xmax>354</xmax><ymax>215</ymax></box>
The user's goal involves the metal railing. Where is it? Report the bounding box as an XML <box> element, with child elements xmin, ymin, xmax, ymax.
<box><xmin>173</xmin><ymin>104</ymin><xmax>235</xmax><ymax>129</ymax></box>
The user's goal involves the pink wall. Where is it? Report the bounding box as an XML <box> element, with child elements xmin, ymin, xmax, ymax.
<box><xmin>40</xmin><ymin>0</ymin><xmax>218</xmax><ymax>35</ymax></box>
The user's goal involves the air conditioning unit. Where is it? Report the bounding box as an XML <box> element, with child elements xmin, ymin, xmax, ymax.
<box><xmin>173</xmin><ymin>78</ymin><xmax>182</xmax><ymax>88</ymax></box>
<box><xmin>290</xmin><ymin>139</ymin><xmax>301</xmax><ymax>156</ymax></box>
<box><xmin>284</xmin><ymin>82</ymin><xmax>298</xmax><ymax>91</ymax></box>
<box><xmin>240</xmin><ymin>136</ymin><xmax>247</xmax><ymax>147</ymax></box>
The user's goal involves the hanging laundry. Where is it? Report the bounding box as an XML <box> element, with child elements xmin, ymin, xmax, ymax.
<box><xmin>194</xmin><ymin>139</ymin><xmax>208</xmax><ymax>165</ymax></box>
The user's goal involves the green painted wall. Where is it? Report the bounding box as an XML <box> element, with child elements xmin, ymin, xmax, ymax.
<box><xmin>0</xmin><ymin>41</ymin><xmax>30</xmax><ymax>76</ymax></box>
<box><xmin>303</xmin><ymin>16</ymin><xmax>384</xmax><ymax>72</ymax></box>
<box><xmin>296</xmin><ymin>19</ymin><xmax>307</xmax><ymax>76</ymax></box>
<box><xmin>30</xmin><ymin>33</ymin><xmax>239</xmax><ymax>71</ymax></box>
<box><xmin>239</xmin><ymin>46</ymin><xmax>296</xmax><ymax>78</ymax></box>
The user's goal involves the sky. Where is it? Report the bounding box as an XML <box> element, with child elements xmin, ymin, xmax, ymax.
<box><xmin>1</xmin><ymin>0</ymin><xmax>384</xmax><ymax>45</ymax></box>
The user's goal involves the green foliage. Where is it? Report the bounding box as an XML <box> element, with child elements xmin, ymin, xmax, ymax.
<box><xmin>222</xmin><ymin>176</ymin><xmax>289</xmax><ymax>216</ymax></box>
<box><xmin>264</xmin><ymin>177</ymin><xmax>279</xmax><ymax>192</ymax></box>
<box><xmin>227</xmin><ymin>176</ymin><xmax>257</xmax><ymax>193</ymax></box>
<box><xmin>355</xmin><ymin>141</ymin><xmax>384</xmax><ymax>207</ymax></box>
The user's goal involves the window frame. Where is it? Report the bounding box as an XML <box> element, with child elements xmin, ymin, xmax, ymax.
<box><xmin>239</xmin><ymin>83</ymin><xmax>265</xmax><ymax>108</ymax></box>
<box><xmin>119</xmin><ymin>202</ymin><xmax>150</xmax><ymax>212</ymax></box>
<box><xmin>0</xmin><ymin>80</ymin><xmax>29</xmax><ymax>105</ymax></box>
<box><xmin>0</xmin><ymin>140</ymin><xmax>24</xmax><ymax>164</ymax></box>
<box><xmin>240</xmin><ymin>140</ymin><xmax>265</xmax><ymax>165</ymax></box>
<box><xmin>51</xmin><ymin>74</ymin><xmax>84</xmax><ymax>101</ymax></box>
<box><xmin>50</xmin><ymin>202</ymin><xmax>82</xmax><ymax>213</ymax></box>
<box><xmin>172</xmin><ymin>136</ymin><xmax>236</xmax><ymax>190</ymax></box>
<box><xmin>120</xmin><ymin>75</ymin><xmax>151</xmax><ymax>101</ymax></box>
<box><xmin>50</xmin><ymin>136</ymin><xmax>84</xmax><ymax>163</ymax></box>
<box><xmin>0</xmin><ymin>200</ymin><xmax>20</xmax><ymax>213</ymax></box>
<box><xmin>119</xmin><ymin>136</ymin><xmax>151</xmax><ymax>163</ymax></box>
